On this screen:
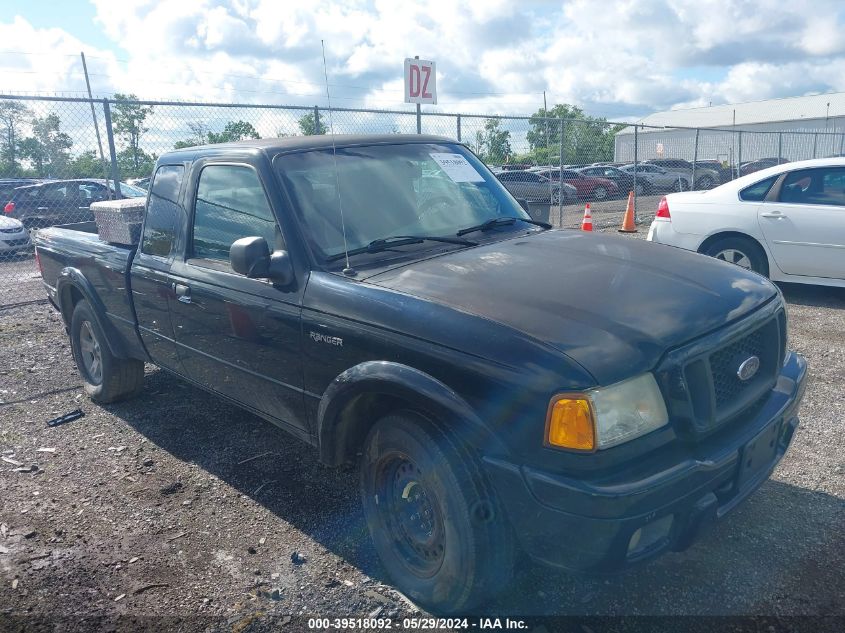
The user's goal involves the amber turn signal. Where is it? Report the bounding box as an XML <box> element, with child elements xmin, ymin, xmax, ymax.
<box><xmin>545</xmin><ymin>397</ymin><xmax>595</xmax><ymax>451</ymax></box>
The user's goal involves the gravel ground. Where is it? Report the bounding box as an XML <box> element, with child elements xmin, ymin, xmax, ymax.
<box><xmin>0</xmin><ymin>228</ymin><xmax>843</xmax><ymax>630</ymax></box>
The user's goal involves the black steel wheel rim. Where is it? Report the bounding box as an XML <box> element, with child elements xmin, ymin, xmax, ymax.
<box><xmin>376</xmin><ymin>452</ymin><xmax>445</xmax><ymax>577</ymax></box>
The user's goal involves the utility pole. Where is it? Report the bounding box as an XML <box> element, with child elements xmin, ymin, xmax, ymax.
<box><xmin>80</xmin><ymin>52</ymin><xmax>110</xmax><ymax>197</ymax></box>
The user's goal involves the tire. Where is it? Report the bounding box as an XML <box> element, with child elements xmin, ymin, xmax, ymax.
<box><xmin>360</xmin><ymin>411</ymin><xmax>515</xmax><ymax>614</ymax></box>
<box><xmin>634</xmin><ymin>182</ymin><xmax>647</xmax><ymax>196</ymax></box>
<box><xmin>696</xmin><ymin>175</ymin><xmax>714</xmax><ymax>189</ymax></box>
<box><xmin>673</xmin><ymin>178</ymin><xmax>689</xmax><ymax>192</ymax></box>
<box><xmin>592</xmin><ymin>186</ymin><xmax>608</xmax><ymax>201</ymax></box>
<box><xmin>551</xmin><ymin>189</ymin><xmax>561</xmax><ymax>205</ymax></box>
<box><xmin>69</xmin><ymin>300</ymin><xmax>145</xmax><ymax>403</ymax></box>
<box><xmin>704</xmin><ymin>236</ymin><xmax>769</xmax><ymax>276</ymax></box>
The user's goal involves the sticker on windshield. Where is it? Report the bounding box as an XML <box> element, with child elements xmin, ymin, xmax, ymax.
<box><xmin>429</xmin><ymin>153</ymin><xmax>485</xmax><ymax>183</ymax></box>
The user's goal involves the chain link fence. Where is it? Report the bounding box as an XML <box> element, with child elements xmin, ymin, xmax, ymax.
<box><xmin>2</xmin><ymin>93</ymin><xmax>844</xmax><ymax>307</ymax></box>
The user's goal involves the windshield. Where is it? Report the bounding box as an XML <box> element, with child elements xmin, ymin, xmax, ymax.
<box><xmin>274</xmin><ymin>142</ymin><xmax>530</xmax><ymax>262</ymax></box>
<box><xmin>115</xmin><ymin>182</ymin><xmax>148</xmax><ymax>198</ymax></box>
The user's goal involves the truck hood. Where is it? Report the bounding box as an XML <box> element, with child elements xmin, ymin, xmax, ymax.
<box><xmin>364</xmin><ymin>230</ymin><xmax>777</xmax><ymax>385</ymax></box>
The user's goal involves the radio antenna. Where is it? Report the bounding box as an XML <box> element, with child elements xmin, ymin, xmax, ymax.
<box><xmin>321</xmin><ymin>39</ymin><xmax>354</xmax><ymax>276</ymax></box>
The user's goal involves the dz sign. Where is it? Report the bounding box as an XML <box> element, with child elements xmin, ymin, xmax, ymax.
<box><xmin>404</xmin><ymin>58</ymin><xmax>437</xmax><ymax>104</ymax></box>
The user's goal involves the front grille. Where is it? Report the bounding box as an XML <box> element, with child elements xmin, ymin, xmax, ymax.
<box><xmin>709</xmin><ymin>328</ymin><xmax>765</xmax><ymax>409</ymax></box>
<box><xmin>657</xmin><ymin>304</ymin><xmax>785</xmax><ymax>436</ymax></box>
<box><xmin>1</xmin><ymin>238</ymin><xmax>29</xmax><ymax>246</ymax></box>
<box><xmin>0</xmin><ymin>227</ymin><xmax>21</xmax><ymax>234</ymax></box>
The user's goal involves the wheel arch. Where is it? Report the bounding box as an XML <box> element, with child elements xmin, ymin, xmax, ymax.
<box><xmin>56</xmin><ymin>268</ymin><xmax>129</xmax><ymax>358</ymax></box>
<box><xmin>316</xmin><ymin>361</ymin><xmax>508</xmax><ymax>467</ymax></box>
<box><xmin>697</xmin><ymin>230</ymin><xmax>771</xmax><ymax>275</ymax></box>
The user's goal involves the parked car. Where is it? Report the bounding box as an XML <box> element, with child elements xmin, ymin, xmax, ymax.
<box><xmin>619</xmin><ymin>163</ymin><xmax>686</xmax><ymax>193</ymax></box>
<box><xmin>532</xmin><ymin>167</ymin><xmax>619</xmax><ymax>200</ymax></box>
<box><xmin>0</xmin><ymin>178</ymin><xmax>42</xmax><ymax>204</ymax></box>
<box><xmin>0</xmin><ymin>214</ymin><xmax>31</xmax><ymax>258</ymax></box>
<box><xmin>647</xmin><ymin>157</ymin><xmax>845</xmax><ymax>287</ymax></box>
<box><xmin>34</xmin><ymin>134</ymin><xmax>806</xmax><ymax>614</ymax></box>
<box><xmin>644</xmin><ymin>158</ymin><xmax>721</xmax><ymax>189</ymax></box>
<box><xmin>693</xmin><ymin>160</ymin><xmax>736</xmax><ymax>183</ymax></box>
<box><xmin>3</xmin><ymin>179</ymin><xmax>146</xmax><ymax>228</ymax></box>
<box><xmin>739</xmin><ymin>157</ymin><xmax>791</xmax><ymax>176</ymax></box>
<box><xmin>496</xmin><ymin>170</ymin><xmax>573</xmax><ymax>204</ymax></box>
<box><xmin>127</xmin><ymin>176</ymin><xmax>151</xmax><ymax>190</ymax></box>
<box><xmin>577</xmin><ymin>165</ymin><xmax>641</xmax><ymax>196</ymax></box>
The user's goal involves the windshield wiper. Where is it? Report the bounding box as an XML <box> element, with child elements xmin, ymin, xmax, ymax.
<box><xmin>325</xmin><ymin>235</ymin><xmax>478</xmax><ymax>262</ymax></box>
<box><xmin>456</xmin><ymin>216</ymin><xmax>552</xmax><ymax>236</ymax></box>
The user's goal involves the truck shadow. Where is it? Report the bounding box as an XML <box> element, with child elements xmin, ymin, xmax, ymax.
<box><xmin>778</xmin><ymin>281</ymin><xmax>845</xmax><ymax>309</ymax></box>
<box><xmin>106</xmin><ymin>368</ymin><xmax>845</xmax><ymax>616</ymax></box>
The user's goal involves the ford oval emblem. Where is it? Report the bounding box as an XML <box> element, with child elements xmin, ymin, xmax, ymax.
<box><xmin>737</xmin><ymin>356</ymin><xmax>760</xmax><ymax>381</ymax></box>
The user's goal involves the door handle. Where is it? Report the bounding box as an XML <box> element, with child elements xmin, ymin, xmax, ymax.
<box><xmin>760</xmin><ymin>211</ymin><xmax>786</xmax><ymax>218</ymax></box>
<box><xmin>173</xmin><ymin>283</ymin><xmax>191</xmax><ymax>304</ymax></box>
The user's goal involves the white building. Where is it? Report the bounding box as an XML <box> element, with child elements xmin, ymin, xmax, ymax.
<box><xmin>614</xmin><ymin>92</ymin><xmax>845</xmax><ymax>164</ymax></box>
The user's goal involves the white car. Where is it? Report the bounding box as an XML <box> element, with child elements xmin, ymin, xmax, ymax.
<box><xmin>647</xmin><ymin>157</ymin><xmax>845</xmax><ymax>288</ymax></box>
<box><xmin>0</xmin><ymin>214</ymin><xmax>31</xmax><ymax>257</ymax></box>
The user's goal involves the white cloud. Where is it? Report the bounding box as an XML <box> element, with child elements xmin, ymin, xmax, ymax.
<box><xmin>3</xmin><ymin>0</ymin><xmax>845</xmax><ymax>124</ymax></box>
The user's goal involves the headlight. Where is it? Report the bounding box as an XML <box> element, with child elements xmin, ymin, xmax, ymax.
<box><xmin>545</xmin><ymin>373</ymin><xmax>669</xmax><ymax>451</ymax></box>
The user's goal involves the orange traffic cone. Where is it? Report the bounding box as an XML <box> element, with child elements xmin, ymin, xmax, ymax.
<box><xmin>619</xmin><ymin>191</ymin><xmax>637</xmax><ymax>233</ymax></box>
<box><xmin>581</xmin><ymin>203</ymin><xmax>593</xmax><ymax>232</ymax></box>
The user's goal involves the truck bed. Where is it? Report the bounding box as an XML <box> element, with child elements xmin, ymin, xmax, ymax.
<box><xmin>33</xmin><ymin>222</ymin><xmax>144</xmax><ymax>359</ymax></box>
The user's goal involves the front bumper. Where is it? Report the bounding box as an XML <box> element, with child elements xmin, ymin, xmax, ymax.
<box><xmin>484</xmin><ymin>351</ymin><xmax>807</xmax><ymax>573</ymax></box>
<box><xmin>0</xmin><ymin>232</ymin><xmax>32</xmax><ymax>253</ymax></box>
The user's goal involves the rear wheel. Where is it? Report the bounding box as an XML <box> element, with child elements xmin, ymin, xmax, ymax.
<box><xmin>592</xmin><ymin>186</ymin><xmax>608</xmax><ymax>201</ymax></box>
<box><xmin>704</xmin><ymin>236</ymin><xmax>769</xmax><ymax>276</ymax></box>
<box><xmin>70</xmin><ymin>300</ymin><xmax>144</xmax><ymax>403</ymax></box>
<box><xmin>360</xmin><ymin>412</ymin><xmax>515</xmax><ymax>614</ymax></box>
<box><xmin>673</xmin><ymin>178</ymin><xmax>689</xmax><ymax>192</ymax></box>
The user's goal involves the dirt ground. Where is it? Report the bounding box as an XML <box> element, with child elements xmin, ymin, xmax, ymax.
<box><xmin>1</xmin><ymin>230</ymin><xmax>844</xmax><ymax>631</ymax></box>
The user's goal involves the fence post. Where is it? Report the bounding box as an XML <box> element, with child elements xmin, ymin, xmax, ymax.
<box><xmin>813</xmin><ymin>132</ymin><xmax>818</xmax><ymax>158</ymax></box>
<box><xmin>633</xmin><ymin>125</ymin><xmax>638</xmax><ymax>222</ymax></box>
<box><xmin>778</xmin><ymin>132</ymin><xmax>783</xmax><ymax>161</ymax></box>
<box><xmin>456</xmin><ymin>114</ymin><xmax>461</xmax><ymax>142</ymax></box>
<box><xmin>737</xmin><ymin>131</ymin><xmax>743</xmax><ymax>179</ymax></box>
<box><xmin>101</xmin><ymin>99</ymin><xmax>122</xmax><ymax>197</ymax></box>
<box><xmin>692</xmin><ymin>128</ymin><xmax>699</xmax><ymax>188</ymax></box>
<box><xmin>314</xmin><ymin>105</ymin><xmax>320</xmax><ymax>135</ymax></box>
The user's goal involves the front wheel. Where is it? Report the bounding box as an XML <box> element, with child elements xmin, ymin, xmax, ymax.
<box><xmin>704</xmin><ymin>236</ymin><xmax>769</xmax><ymax>276</ymax></box>
<box><xmin>592</xmin><ymin>186</ymin><xmax>608</xmax><ymax>201</ymax></box>
<box><xmin>360</xmin><ymin>412</ymin><xmax>515</xmax><ymax>614</ymax></box>
<box><xmin>70</xmin><ymin>300</ymin><xmax>145</xmax><ymax>403</ymax></box>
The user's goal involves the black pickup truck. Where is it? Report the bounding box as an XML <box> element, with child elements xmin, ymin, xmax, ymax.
<box><xmin>34</xmin><ymin>135</ymin><xmax>807</xmax><ymax>614</ymax></box>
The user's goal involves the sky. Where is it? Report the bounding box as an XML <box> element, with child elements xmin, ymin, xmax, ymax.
<box><xmin>3</xmin><ymin>0</ymin><xmax>845</xmax><ymax>123</ymax></box>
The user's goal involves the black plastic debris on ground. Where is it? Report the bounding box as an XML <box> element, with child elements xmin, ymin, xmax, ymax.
<box><xmin>47</xmin><ymin>409</ymin><xmax>84</xmax><ymax>427</ymax></box>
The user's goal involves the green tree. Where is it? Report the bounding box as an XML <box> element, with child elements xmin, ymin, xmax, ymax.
<box><xmin>207</xmin><ymin>120</ymin><xmax>260</xmax><ymax>143</ymax></box>
<box><xmin>523</xmin><ymin>104</ymin><xmax>622</xmax><ymax>165</ymax></box>
<box><xmin>18</xmin><ymin>113</ymin><xmax>73</xmax><ymax>177</ymax></box>
<box><xmin>469</xmin><ymin>118</ymin><xmax>511</xmax><ymax>164</ymax></box>
<box><xmin>117</xmin><ymin>147</ymin><xmax>155</xmax><ymax>179</ymax></box>
<box><xmin>298</xmin><ymin>112</ymin><xmax>326</xmax><ymax>136</ymax></box>
<box><xmin>111</xmin><ymin>93</ymin><xmax>153</xmax><ymax>173</ymax></box>
<box><xmin>174</xmin><ymin>122</ymin><xmax>210</xmax><ymax>149</ymax></box>
<box><xmin>0</xmin><ymin>101</ymin><xmax>31</xmax><ymax>173</ymax></box>
<box><xmin>67</xmin><ymin>150</ymin><xmax>107</xmax><ymax>178</ymax></box>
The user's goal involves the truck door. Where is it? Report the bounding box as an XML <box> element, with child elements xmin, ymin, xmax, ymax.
<box><xmin>168</xmin><ymin>161</ymin><xmax>307</xmax><ymax>435</ymax></box>
<box><xmin>131</xmin><ymin>164</ymin><xmax>185</xmax><ymax>373</ymax></box>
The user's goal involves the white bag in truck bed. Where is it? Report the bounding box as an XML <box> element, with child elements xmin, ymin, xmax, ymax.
<box><xmin>91</xmin><ymin>198</ymin><xmax>145</xmax><ymax>246</ymax></box>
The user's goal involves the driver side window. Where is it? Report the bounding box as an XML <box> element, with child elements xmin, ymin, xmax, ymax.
<box><xmin>191</xmin><ymin>164</ymin><xmax>282</xmax><ymax>265</ymax></box>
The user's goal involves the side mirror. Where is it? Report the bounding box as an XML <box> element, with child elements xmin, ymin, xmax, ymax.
<box><xmin>515</xmin><ymin>198</ymin><xmax>530</xmax><ymax>212</ymax></box>
<box><xmin>230</xmin><ymin>236</ymin><xmax>294</xmax><ymax>285</ymax></box>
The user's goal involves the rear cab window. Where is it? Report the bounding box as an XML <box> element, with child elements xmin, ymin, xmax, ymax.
<box><xmin>141</xmin><ymin>165</ymin><xmax>185</xmax><ymax>258</ymax></box>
